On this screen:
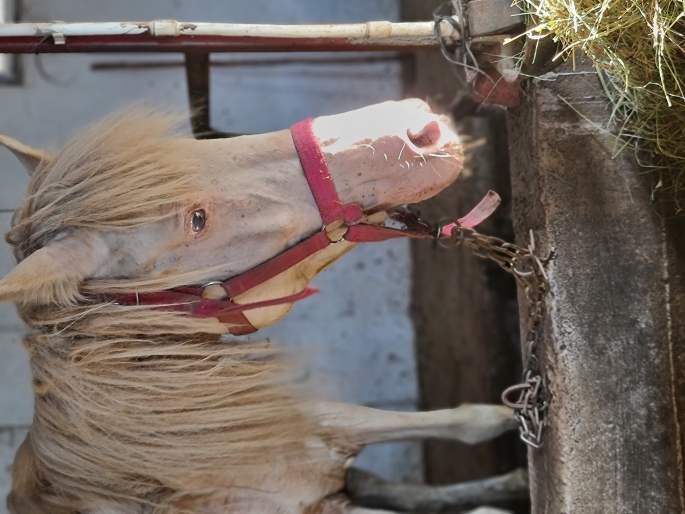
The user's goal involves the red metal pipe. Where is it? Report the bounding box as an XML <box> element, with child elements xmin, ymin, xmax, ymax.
<box><xmin>0</xmin><ymin>35</ymin><xmax>447</xmax><ymax>54</ymax></box>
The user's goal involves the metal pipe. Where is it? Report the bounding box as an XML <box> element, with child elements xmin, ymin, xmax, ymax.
<box><xmin>0</xmin><ymin>19</ymin><xmax>460</xmax><ymax>53</ymax></box>
<box><xmin>90</xmin><ymin>55</ymin><xmax>408</xmax><ymax>71</ymax></box>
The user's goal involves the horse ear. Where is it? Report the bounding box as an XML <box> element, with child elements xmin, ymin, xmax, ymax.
<box><xmin>0</xmin><ymin>135</ymin><xmax>51</xmax><ymax>176</ymax></box>
<box><xmin>0</xmin><ymin>232</ymin><xmax>109</xmax><ymax>306</ymax></box>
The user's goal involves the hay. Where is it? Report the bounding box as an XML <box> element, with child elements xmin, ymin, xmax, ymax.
<box><xmin>519</xmin><ymin>0</ymin><xmax>685</xmax><ymax>208</ymax></box>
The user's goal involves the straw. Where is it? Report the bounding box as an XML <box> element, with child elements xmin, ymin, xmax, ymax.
<box><xmin>518</xmin><ymin>0</ymin><xmax>685</xmax><ymax>209</ymax></box>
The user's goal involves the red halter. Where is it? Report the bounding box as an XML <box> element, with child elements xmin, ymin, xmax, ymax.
<box><xmin>110</xmin><ymin>119</ymin><xmax>500</xmax><ymax>335</ymax></box>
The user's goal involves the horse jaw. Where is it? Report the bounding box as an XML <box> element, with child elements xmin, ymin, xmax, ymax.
<box><xmin>235</xmin><ymin>241</ymin><xmax>356</xmax><ymax>329</ymax></box>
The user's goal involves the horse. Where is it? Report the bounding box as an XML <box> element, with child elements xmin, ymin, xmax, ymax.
<box><xmin>0</xmin><ymin>99</ymin><xmax>519</xmax><ymax>513</ymax></box>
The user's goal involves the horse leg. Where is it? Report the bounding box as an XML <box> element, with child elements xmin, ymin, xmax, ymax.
<box><xmin>313</xmin><ymin>401</ymin><xmax>517</xmax><ymax>446</ymax></box>
<box><xmin>313</xmin><ymin>402</ymin><xmax>520</xmax><ymax>513</ymax></box>
<box><xmin>345</xmin><ymin>467</ymin><xmax>527</xmax><ymax>512</ymax></box>
<box><xmin>317</xmin><ymin>494</ymin><xmax>401</xmax><ymax>514</ymax></box>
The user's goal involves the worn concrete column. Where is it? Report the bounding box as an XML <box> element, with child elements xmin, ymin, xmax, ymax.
<box><xmin>508</xmin><ymin>57</ymin><xmax>685</xmax><ymax>512</ymax></box>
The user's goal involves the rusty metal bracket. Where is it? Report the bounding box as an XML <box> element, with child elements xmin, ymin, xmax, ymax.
<box><xmin>466</xmin><ymin>0</ymin><xmax>524</xmax><ymax>37</ymax></box>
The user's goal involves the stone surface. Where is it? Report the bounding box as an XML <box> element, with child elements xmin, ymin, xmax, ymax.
<box><xmin>508</xmin><ymin>57</ymin><xmax>685</xmax><ymax>513</ymax></box>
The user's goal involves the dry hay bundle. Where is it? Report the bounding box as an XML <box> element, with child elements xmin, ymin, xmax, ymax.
<box><xmin>520</xmin><ymin>0</ymin><xmax>685</xmax><ymax>207</ymax></box>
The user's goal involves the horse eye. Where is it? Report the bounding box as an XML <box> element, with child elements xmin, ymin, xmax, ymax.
<box><xmin>190</xmin><ymin>210</ymin><xmax>206</xmax><ymax>233</ymax></box>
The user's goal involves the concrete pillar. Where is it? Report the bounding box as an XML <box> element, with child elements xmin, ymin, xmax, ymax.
<box><xmin>507</xmin><ymin>57</ymin><xmax>685</xmax><ymax>513</ymax></box>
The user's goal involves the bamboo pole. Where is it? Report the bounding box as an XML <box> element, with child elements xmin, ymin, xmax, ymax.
<box><xmin>0</xmin><ymin>19</ymin><xmax>460</xmax><ymax>53</ymax></box>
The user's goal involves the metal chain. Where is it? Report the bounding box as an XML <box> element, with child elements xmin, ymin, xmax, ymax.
<box><xmin>445</xmin><ymin>225</ymin><xmax>549</xmax><ymax>448</ymax></box>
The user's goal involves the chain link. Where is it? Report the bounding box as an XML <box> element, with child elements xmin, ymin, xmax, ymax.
<box><xmin>445</xmin><ymin>225</ymin><xmax>549</xmax><ymax>448</ymax></box>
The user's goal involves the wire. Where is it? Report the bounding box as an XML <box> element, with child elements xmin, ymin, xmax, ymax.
<box><xmin>433</xmin><ymin>0</ymin><xmax>494</xmax><ymax>85</ymax></box>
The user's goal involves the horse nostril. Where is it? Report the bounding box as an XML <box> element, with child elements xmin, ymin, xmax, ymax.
<box><xmin>407</xmin><ymin>121</ymin><xmax>441</xmax><ymax>149</ymax></box>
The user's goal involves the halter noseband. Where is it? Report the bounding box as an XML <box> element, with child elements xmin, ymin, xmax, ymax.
<box><xmin>111</xmin><ymin>118</ymin><xmax>500</xmax><ymax>335</ymax></box>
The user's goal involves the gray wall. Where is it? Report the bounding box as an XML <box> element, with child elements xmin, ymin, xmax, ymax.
<box><xmin>0</xmin><ymin>1</ymin><xmax>422</xmax><ymax>510</ymax></box>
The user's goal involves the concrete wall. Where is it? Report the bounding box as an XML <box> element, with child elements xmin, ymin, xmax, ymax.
<box><xmin>0</xmin><ymin>1</ymin><xmax>423</xmax><ymax>510</ymax></box>
<box><xmin>508</xmin><ymin>57</ymin><xmax>685</xmax><ymax>513</ymax></box>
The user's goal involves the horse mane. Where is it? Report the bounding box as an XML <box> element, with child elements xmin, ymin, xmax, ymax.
<box><xmin>5</xmin><ymin>111</ymin><xmax>330</xmax><ymax>512</ymax></box>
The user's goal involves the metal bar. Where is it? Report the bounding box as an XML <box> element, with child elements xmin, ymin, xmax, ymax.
<box><xmin>184</xmin><ymin>52</ymin><xmax>238</xmax><ymax>139</ymax></box>
<box><xmin>0</xmin><ymin>35</ymin><xmax>445</xmax><ymax>54</ymax></box>
<box><xmin>91</xmin><ymin>54</ymin><xmax>408</xmax><ymax>71</ymax></box>
<box><xmin>0</xmin><ymin>20</ymin><xmax>459</xmax><ymax>54</ymax></box>
<box><xmin>185</xmin><ymin>52</ymin><xmax>211</xmax><ymax>138</ymax></box>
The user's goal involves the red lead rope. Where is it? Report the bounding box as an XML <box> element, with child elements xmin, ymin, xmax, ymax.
<box><xmin>108</xmin><ymin>118</ymin><xmax>501</xmax><ymax>335</ymax></box>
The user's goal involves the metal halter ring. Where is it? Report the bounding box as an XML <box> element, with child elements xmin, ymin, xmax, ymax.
<box><xmin>201</xmin><ymin>281</ymin><xmax>224</xmax><ymax>290</ymax></box>
<box><xmin>322</xmin><ymin>223</ymin><xmax>347</xmax><ymax>244</ymax></box>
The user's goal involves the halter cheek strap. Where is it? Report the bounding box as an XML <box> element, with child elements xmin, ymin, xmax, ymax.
<box><xmin>292</xmin><ymin>119</ymin><xmax>364</xmax><ymax>231</ymax></box>
<box><xmin>109</xmin><ymin>118</ymin><xmax>501</xmax><ymax>335</ymax></box>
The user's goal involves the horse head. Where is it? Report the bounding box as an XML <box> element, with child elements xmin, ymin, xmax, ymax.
<box><xmin>0</xmin><ymin>99</ymin><xmax>464</xmax><ymax>332</ymax></box>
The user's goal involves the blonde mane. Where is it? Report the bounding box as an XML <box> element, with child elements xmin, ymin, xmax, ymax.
<box><xmin>6</xmin><ymin>111</ymin><xmax>331</xmax><ymax>512</ymax></box>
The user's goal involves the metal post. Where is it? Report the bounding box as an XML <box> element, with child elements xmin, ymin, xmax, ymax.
<box><xmin>183</xmin><ymin>52</ymin><xmax>240</xmax><ymax>139</ymax></box>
